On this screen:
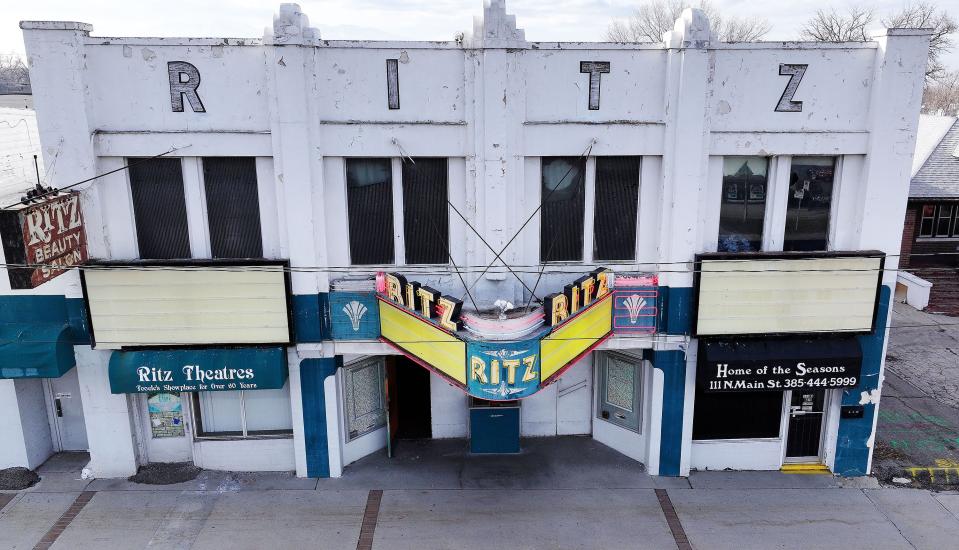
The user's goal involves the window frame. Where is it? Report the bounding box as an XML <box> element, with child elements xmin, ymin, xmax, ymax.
<box><xmin>595</xmin><ymin>351</ymin><xmax>644</xmax><ymax>434</ymax></box>
<box><xmin>782</xmin><ymin>155</ymin><xmax>838</xmax><ymax>253</ymax></box>
<box><xmin>717</xmin><ymin>156</ymin><xmax>771</xmax><ymax>253</ymax></box>
<box><xmin>342</xmin><ymin>356</ymin><xmax>388</xmax><ymax>443</ymax></box>
<box><xmin>918</xmin><ymin>204</ymin><xmax>936</xmax><ymax>238</ymax></box>
<box><xmin>190</xmin><ymin>388</ymin><xmax>293</xmax><ymax>441</ymax></box>
<box><xmin>201</xmin><ymin>156</ymin><xmax>265</xmax><ymax>259</ymax></box>
<box><xmin>344</xmin><ymin>157</ymin><xmax>451</xmax><ymax>267</ymax></box>
<box><xmin>539</xmin><ymin>156</ymin><xmax>642</xmax><ymax>265</ymax></box>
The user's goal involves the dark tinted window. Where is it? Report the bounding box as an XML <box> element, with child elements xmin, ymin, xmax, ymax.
<box><xmin>347</xmin><ymin>158</ymin><xmax>394</xmax><ymax>265</ymax></box>
<box><xmin>594</xmin><ymin>157</ymin><xmax>640</xmax><ymax>261</ymax></box>
<box><xmin>402</xmin><ymin>158</ymin><xmax>448</xmax><ymax>264</ymax></box>
<box><xmin>719</xmin><ymin>157</ymin><xmax>768</xmax><ymax>252</ymax></box>
<box><xmin>129</xmin><ymin>158</ymin><xmax>191</xmax><ymax>259</ymax></box>
<box><xmin>784</xmin><ymin>157</ymin><xmax>835</xmax><ymax>252</ymax></box>
<box><xmin>692</xmin><ymin>388</ymin><xmax>783</xmax><ymax>440</ymax></box>
<box><xmin>541</xmin><ymin>157</ymin><xmax>586</xmax><ymax>262</ymax></box>
<box><xmin>203</xmin><ymin>157</ymin><xmax>263</xmax><ymax>258</ymax></box>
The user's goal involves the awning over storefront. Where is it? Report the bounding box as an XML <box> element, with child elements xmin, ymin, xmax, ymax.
<box><xmin>698</xmin><ymin>337</ymin><xmax>863</xmax><ymax>392</ymax></box>
<box><xmin>0</xmin><ymin>323</ymin><xmax>75</xmax><ymax>379</ymax></box>
<box><xmin>109</xmin><ymin>347</ymin><xmax>288</xmax><ymax>394</ymax></box>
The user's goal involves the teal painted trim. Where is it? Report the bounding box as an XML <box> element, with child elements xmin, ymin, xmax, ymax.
<box><xmin>301</xmin><ymin>356</ymin><xmax>340</xmax><ymax>478</ymax></box>
<box><xmin>65</xmin><ymin>298</ymin><xmax>90</xmax><ymax>344</ymax></box>
<box><xmin>835</xmin><ymin>285</ymin><xmax>891</xmax><ymax>477</ymax></box>
<box><xmin>0</xmin><ymin>295</ymin><xmax>68</xmax><ymax>324</ymax></box>
<box><xmin>293</xmin><ymin>294</ymin><xmax>331</xmax><ymax>343</ymax></box>
<box><xmin>108</xmin><ymin>347</ymin><xmax>289</xmax><ymax>393</ymax></box>
<box><xmin>659</xmin><ymin>287</ymin><xmax>693</xmax><ymax>336</ymax></box>
<box><xmin>652</xmin><ymin>349</ymin><xmax>686</xmax><ymax>476</ymax></box>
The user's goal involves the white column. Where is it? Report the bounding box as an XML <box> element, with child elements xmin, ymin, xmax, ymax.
<box><xmin>0</xmin><ymin>380</ymin><xmax>31</xmax><ymax>469</ymax></box>
<box><xmin>75</xmin><ymin>347</ymin><xmax>138</xmax><ymax>477</ymax></box>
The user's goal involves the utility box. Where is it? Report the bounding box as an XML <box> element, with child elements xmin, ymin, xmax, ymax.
<box><xmin>469</xmin><ymin>398</ymin><xmax>520</xmax><ymax>454</ymax></box>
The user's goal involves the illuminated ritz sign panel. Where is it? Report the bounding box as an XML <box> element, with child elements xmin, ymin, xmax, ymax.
<box><xmin>376</xmin><ymin>270</ymin><xmax>617</xmax><ymax>400</ymax></box>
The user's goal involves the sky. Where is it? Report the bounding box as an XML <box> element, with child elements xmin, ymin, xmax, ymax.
<box><xmin>1</xmin><ymin>0</ymin><xmax>957</xmax><ymax>70</ymax></box>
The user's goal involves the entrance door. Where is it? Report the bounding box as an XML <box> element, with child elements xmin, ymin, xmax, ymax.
<box><xmin>785</xmin><ymin>389</ymin><xmax>826</xmax><ymax>461</ymax></box>
<box><xmin>392</xmin><ymin>357</ymin><xmax>432</xmax><ymax>440</ymax></box>
<box><xmin>47</xmin><ymin>368</ymin><xmax>88</xmax><ymax>451</ymax></box>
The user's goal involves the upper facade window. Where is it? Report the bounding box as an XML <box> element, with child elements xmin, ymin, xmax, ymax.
<box><xmin>129</xmin><ymin>158</ymin><xmax>191</xmax><ymax>259</ymax></box>
<box><xmin>203</xmin><ymin>157</ymin><xmax>263</xmax><ymax>258</ymax></box>
<box><xmin>541</xmin><ymin>156</ymin><xmax>641</xmax><ymax>263</ymax></box>
<box><xmin>129</xmin><ymin>157</ymin><xmax>265</xmax><ymax>260</ymax></box>
<box><xmin>784</xmin><ymin>156</ymin><xmax>835</xmax><ymax>252</ymax></box>
<box><xmin>718</xmin><ymin>157</ymin><xmax>768</xmax><ymax>253</ymax></box>
<box><xmin>345</xmin><ymin>157</ymin><xmax>450</xmax><ymax>266</ymax></box>
<box><xmin>918</xmin><ymin>204</ymin><xmax>959</xmax><ymax>238</ymax></box>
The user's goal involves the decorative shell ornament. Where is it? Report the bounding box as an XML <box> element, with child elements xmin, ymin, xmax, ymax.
<box><xmin>622</xmin><ymin>294</ymin><xmax>647</xmax><ymax>324</ymax></box>
<box><xmin>343</xmin><ymin>300</ymin><xmax>368</xmax><ymax>331</ymax></box>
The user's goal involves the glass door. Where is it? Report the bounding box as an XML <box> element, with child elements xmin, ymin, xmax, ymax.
<box><xmin>785</xmin><ymin>389</ymin><xmax>826</xmax><ymax>462</ymax></box>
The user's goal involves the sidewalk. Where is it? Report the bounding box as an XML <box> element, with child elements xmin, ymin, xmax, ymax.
<box><xmin>1</xmin><ymin>442</ymin><xmax>958</xmax><ymax>549</ymax></box>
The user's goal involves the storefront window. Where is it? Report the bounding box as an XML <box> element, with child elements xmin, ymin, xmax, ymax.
<box><xmin>596</xmin><ymin>352</ymin><xmax>642</xmax><ymax>433</ymax></box>
<box><xmin>203</xmin><ymin>157</ymin><xmax>263</xmax><ymax>258</ymax></box>
<box><xmin>192</xmin><ymin>383</ymin><xmax>293</xmax><ymax>438</ymax></box>
<box><xmin>344</xmin><ymin>357</ymin><xmax>387</xmax><ymax>441</ymax></box>
<box><xmin>718</xmin><ymin>156</ymin><xmax>768</xmax><ymax>252</ymax></box>
<box><xmin>784</xmin><ymin>156</ymin><xmax>836</xmax><ymax>252</ymax></box>
<box><xmin>692</xmin><ymin>388</ymin><xmax>783</xmax><ymax>440</ymax></box>
<box><xmin>129</xmin><ymin>157</ymin><xmax>191</xmax><ymax>259</ymax></box>
<box><xmin>541</xmin><ymin>157</ymin><xmax>586</xmax><ymax>262</ymax></box>
<box><xmin>593</xmin><ymin>156</ymin><xmax>641</xmax><ymax>261</ymax></box>
<box><xmin>402</xmin><ymin>158</ymin><xmax>449</xmax><ymax>264</ymax></box>
<box><xmin>346</xmin><ymin>158</ymin><xmax>395</xmax><ymax>265</ymax></box>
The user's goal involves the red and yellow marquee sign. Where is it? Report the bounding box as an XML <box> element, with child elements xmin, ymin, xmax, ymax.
<box><xmin>375</xmin><ymin>269</ymin><xmax>614</xmax><ymax>400</ymax></box>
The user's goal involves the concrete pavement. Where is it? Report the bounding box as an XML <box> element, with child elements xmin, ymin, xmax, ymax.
<box><xmin>1</xmin><ymin>441</ymin><xmax>958</xmax><ymax>549</ymax></box>
<box><xmin>875</xmin><ymin>303</ymin><xmax>959</xmax><ymax>487</ymax></box>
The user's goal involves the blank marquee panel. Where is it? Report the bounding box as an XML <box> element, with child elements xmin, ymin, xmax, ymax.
<box><xmin>695</xmin><ymin>255</ymin><xmax>882</xmax><ymax>336</ymax></box>
<box><xmin>83</xmin><ymin>265</ymin><xmax>290</xmax><ymax>349</ymax></box>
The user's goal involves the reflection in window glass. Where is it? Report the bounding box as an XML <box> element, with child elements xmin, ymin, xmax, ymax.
<box><xmin>541</xmin><ymin>157</ymin><xmax>586</xmax><ymax>262</ymax></box>
<box><xmin>718</xmin><ymin>157</ymin><xmax>768</xmax><ymax>252</ymax></box>
<box><xmin>784</xmin><ymin>157</ymin><xmax>836</xmax><ymax>251</ymax></box>
<box><xmin>692</xmin><ymin>388</ymin><xmax>783</xmax><ymax>440</ymax></box>
<box><xmin>346</xmin><ymin>158</ymin><xmax>394</xmax><ymax>265</ymax></box>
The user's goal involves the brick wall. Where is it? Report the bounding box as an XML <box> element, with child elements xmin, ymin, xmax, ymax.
<box><xmin>899</xmin><ymin>206</ymin><xmax>917</xmax><ymax>268</ymax></box>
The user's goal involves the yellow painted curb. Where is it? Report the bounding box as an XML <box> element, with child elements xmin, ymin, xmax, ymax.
<box><xmin>781</xmin><ymin>463</ymin><xmax>831</xmax><ymax>474</ymax></box>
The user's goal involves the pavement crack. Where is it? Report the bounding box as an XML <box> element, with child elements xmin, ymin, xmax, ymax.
<box><xmin>861</xmin><ymin>490</ymin><xmax>919</xmax><ymax>550</ymax></box>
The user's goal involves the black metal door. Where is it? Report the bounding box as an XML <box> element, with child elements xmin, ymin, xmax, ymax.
<box><xmin>785</xmin><ymin>390</ymin><xmax>826</xmax><ymax>459</ymax></box>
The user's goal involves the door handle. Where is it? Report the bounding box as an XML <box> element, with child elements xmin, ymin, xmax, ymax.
<box><xmin>55</xmin><ymin>398</ymin><xmax>63</xmax><ymax>417</ymax></box>
<box><xmin>490</xmin><ymin>414</ymin><xmax>504</xmax><ymax>418</ymax></box>
<box><xmin>614</xmin><ymin>412</ymin><xmax>626</xmax><ymax>420</ymax></box>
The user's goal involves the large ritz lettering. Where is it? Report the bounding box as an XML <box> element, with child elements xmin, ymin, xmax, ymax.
<box><xmin>470</xmin><ymin>355</ymin><xmax>538</xmax><ymax>385</ymax></box>
<box><xmin>543</xmin><ymin>268</ymin><xmax>611</xmax><ymax>326</ymax></box>
<box><xmin>384</xmin><ymin>272</ymin><xmax>463</xmax><ymax>331</ymax></box>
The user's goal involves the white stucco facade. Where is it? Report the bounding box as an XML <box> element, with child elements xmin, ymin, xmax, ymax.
<box><xmin>1</xmin><ymin>2</ymin><xmax>930</xmax><ymax>478</ymax></box>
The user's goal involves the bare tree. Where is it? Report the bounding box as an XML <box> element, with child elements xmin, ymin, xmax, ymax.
<box><xmin>882</xmin><ymin>2</ymin><xmax>957</xmax><ymax>81</ymax></box>
<box><xmin>923</xmin><ymin>70</ymin><xmax>959</xmax><ymax>114</ymax></box>
<box><xmin>605</xmin><ymin>0</ymin><xmax>771</xmax><ymax>43</ymax></box>
<box><xmin>0</xmin><ymin>54</ymin><xmax>31</xmax><ymax>93</ymax></box>
<box><xmin>799</xmin><ymin>6</ymin><xmax>876</xmax><ymax>42</ymax></box>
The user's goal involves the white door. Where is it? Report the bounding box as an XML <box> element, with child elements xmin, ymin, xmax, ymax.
<box><xmin>141</xmin><ymin>393</ymin><xmax>193</xmax><ymax>463</ymax></box>
<box><xmin>556</xmin><ymin>356</ymin><xmax>593</xmax><ymax>435</ymax></box>
<box><xmin>48</xmin><ymin>367</ymin><xmax>88</xmax><ymax>451</ymax></box>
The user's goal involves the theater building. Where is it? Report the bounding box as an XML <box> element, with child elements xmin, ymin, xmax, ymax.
<box><xmin>0</xmin><ymin>2</ymin><xmax>928</xmax><ymax>478</ymax></box>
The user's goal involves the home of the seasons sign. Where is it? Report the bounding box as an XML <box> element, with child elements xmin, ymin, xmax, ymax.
<box><xmin>697</xmin><ymin>338</ymin><xmax>863</xmax><ymax>392</ymax></box>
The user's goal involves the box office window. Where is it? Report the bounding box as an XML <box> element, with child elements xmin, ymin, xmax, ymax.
<box><xmin>129</xmin><ymin>158</ymin><xmax>191</xmax><ymax>259</ymax></box>
<box><xmin>593</xmin><ymin>157</ymin><xmax>640</xmax><ymax>261</ymax></box>
<box><xmin>719</xmin><ymin>157</ymin><xmax>768</xmax><ymax>252</ymax></box>
<box><xmin>541</xmin><ymin>157</ymin><xmax>586</xmax><ymax>262</ymax></box>
<box><xmin>203</xmin><ymin>157</ymin><xmax>263</xmax><ymax>259</ymax></box>
<box><xmin>192</xmin><ymin>383</ymin><xmax>293</xmax><ymax>438</ymax></box>
<box><xmin>347</xmin><ymin>158</ymin><xmax>395</xmax><ymax>265</ymax></box>
<box><xmin>692</xmin><ymin>387</ymin><xmax>783</xmax><ymax>440</ymax></box>
<box><xmin>344</xmin><ymin>357</ymin><xmax>387</xmax><ymax>441</ymax></box>
<box><xmin>402</xmin><ymin>158</ymin><xmax>449</xmax><ymax>264</ymax></box>
<box><xmin>784</xmin><ymin>157</ymin><xmax>836</xmax><ymax>252</ymax></box>
<box><xmin>596</xmin><ymin>352</ymin><xmax>643</xmax><ymax>433</ymax></box>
